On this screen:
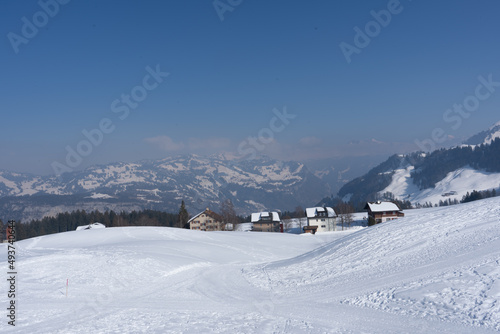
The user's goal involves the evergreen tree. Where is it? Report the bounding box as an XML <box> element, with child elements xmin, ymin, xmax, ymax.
<box><xmin>177</xmin><ymin>200</ymin><xmax>189</xmax><ymax>229</ymax></box>
<box><xmin>368</xmin><ymin>216</ymin><xmax>376</xmax><ymax>226</ymax></box>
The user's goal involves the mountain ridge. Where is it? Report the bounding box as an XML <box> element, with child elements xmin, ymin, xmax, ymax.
<box><xmin>336</xmin><ymin>121</ymin><xmax>500</xmax><ymax>206</ymax></box>
<box><xmin>0</xmin><ymin>154</ymin><xmax>330</xmax><ymax>221</ymax></box>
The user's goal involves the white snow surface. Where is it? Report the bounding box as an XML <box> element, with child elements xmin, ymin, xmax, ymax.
<box><xmin>484</xmin><ymin>121</ymin><xmax>500</xmax><ymax>145</ymax></box>
<box><xmin>3</xmin><ymin>197</ymin><xmax>500</xmax><ymax>333</ymax></box>
<box><xmin>305</xmin><ymin>207</ymin><xmax>336</xmax><ymax>218</ymax></box>
<box><xmin>365</xmin><ymin>201</ymin><xmax>401</xmax><ymax>212</ymax></box>
<box><xmin>251</xmin><ymin>211</ymin><xmax>280</xmax><ymax>223</ymax></box>
<box><xmin>86</xmin><ymin>193</ymin><xmax>113</xmax><ymax>199</ymax></box>
<box><xmin>381</xmin><ymin>166</ymin><xmax>500</xmax><ymax>205</ymax></box>
<box><xmin>484</xmin><ymin>130</ymin><xmax>500</xmax><ymax>145</ymax></box>
<box><xmin>75</xmin><ymin>222</ymin><xmax>106</xmax><ymax>231</ymax></box>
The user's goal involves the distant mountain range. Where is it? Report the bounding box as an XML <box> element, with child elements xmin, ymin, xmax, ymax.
<box><xmin>334</xmin><ymin>121</ymin><xmax>500</xmax><ymax>206</ymax></box>
<box><xmin>0</xmin><ymin>155</ymin><xmax>330</xmax><ymax>222</ymax></box>
<box><xmin>2</xmin><ymin>121</ymin><xmax>499</xmax><ymax>222</ymax></box>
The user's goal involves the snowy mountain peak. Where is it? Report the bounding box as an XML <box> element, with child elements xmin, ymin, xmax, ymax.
<box><xmin>484</xmin><ymin>122</ymin><xmax>500</xmax><ymax>145</ymax></box>
<box><xmin>464</xmin><ymin>120</ymin><xmax>500</xmax><ymax>146</ymax></box>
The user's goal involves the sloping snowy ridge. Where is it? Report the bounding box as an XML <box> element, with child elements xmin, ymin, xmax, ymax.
<box><xmin>380</xmin><ymin>165</ymin><xmax>500</xmax><ymax>205</ymax></box>
<box><xmin>2</xmin><ymin>197</ymin><xmax>500</xmax><ymax>333</ymax></box>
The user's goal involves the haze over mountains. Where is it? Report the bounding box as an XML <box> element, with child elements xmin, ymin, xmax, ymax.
<box><xmin>1</xmin><ymin>121</ymin><xmax>499</xmax><ymax>222</ymax></box>
<box><xmin>0</xmin><ymin>155</ymin><xmax>330</xmax><ymax>222</ymax></box>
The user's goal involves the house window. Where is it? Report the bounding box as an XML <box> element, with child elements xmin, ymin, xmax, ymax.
<box><xmin>321</xmin><ymin>225</ymin><xmax>326</xmax><ymax>228</ymax></box>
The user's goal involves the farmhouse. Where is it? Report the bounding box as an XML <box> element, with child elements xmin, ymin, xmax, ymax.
<box><xmin>364</xmin><ymin>201</ymin><xmax>404</xmax><ymax>224</ymax></box>
<box><xmin>251</xmin><ymin>211</ymin><xmax>281</xmax><ymax>232</ymax></box>
<box><xmin>189</xmin><ymin>208</ymin><xmax>224</xmax><ymax>231</ymax></box>
<box><xmin>305</xmin><ymin>207</ymin><xmax>337</xmax><ymax>232</ymax></box>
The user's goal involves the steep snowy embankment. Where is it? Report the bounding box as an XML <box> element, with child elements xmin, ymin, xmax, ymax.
<box><xmin>245</xmin><ymin>197</ymin><xmax>500</xmax><ymax>332</ymax></box>
<box><xmin>380</xmin><ymin>166</ymin><xmax>500</xmax><ymax>205</ymax></box>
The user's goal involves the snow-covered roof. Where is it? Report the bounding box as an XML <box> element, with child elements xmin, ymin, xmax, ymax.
<box><xmin>251</xmin><ymin>212</ymin><xmax>280</xmax><ymax>223</ymax></box>
<box><xmin>365</xmin><ymin>201</ymin><xmax>401</xmax><ymax>213</ymax></box>
<box><xmin>76</xmin><ymin>222</ymin><xmax>106</xmax><ymax>231</ymax></box>
<box><xmin>305</xmin><ymin>207</ymin><xmax>336</xmax><ymax>218</ymax></box>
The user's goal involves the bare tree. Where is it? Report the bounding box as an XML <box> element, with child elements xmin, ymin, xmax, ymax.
<box><xmin>220</xmin><ymin>199</ymin><xmax>238</xmax><ymax>231</ymax></box>
<box><xmin>335</xmin><ymin>202</ymin><xmax>355</xmax><ymax>230</ymax></box>
<box><xmin>294</xmin><ymin>206</ymin><xmax>305</xmax><ymax>218</ymax></box>
<box><xmin>283</xmin><ymin>219</ymin><xmax>294</xmax><ymax>233</ymax></box>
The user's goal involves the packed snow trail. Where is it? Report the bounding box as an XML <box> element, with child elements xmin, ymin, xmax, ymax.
<box><xmin>1</xmin><ymin>197</ymin><xmax>500</xmax><ymax>333</ymax></box>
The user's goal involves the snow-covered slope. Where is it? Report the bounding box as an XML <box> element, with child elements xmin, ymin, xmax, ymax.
<box><xmin>464</xmin><ymin>121</ymin><xmax>500</xmax><ymax>146</ymax></box>
<box><xmin>484</xmin><ymin>121</ymin><xmax>500</xmax><ymax>145</ymax></box>
<box><xmin>380</xmin><ymin>165</ymin><xmax>500</xmax><ymax>205</ymax></box>
<box><xmin>339</xmin><ymin>121</ymin><xmax>500</xmax><ymax>206</ymax></box>
<box><xmin>3</xmin><ymin>197</ymin><xmax>500</xmax><ymax>333</ymax></box>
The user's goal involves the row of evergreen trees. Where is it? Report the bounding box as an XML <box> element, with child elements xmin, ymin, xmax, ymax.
<box><xmin>4</xmin><ymin>199</ymin><xmax>246</xmax><ymax>241</ymax></box>
<box><xmin>461</xmin><ymin>189</ymin><xmax>497</xmax><ymax>203</ymax></box>
<box><xmin>6</xmin><ymin>209</ymin><xmax>179</xmax><ymax>241</ymax></box>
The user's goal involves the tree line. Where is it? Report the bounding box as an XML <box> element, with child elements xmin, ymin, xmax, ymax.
<box><xmin>4</xmin><ymin>199</ymin><xmax>246</xmax><ymax>241</ymax></box>
<box><xmin>8</xmin><ymin>209</ymin><xmax>179</xmax><ymax>241</ymax></box>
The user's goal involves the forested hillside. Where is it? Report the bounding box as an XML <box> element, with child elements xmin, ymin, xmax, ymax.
<box><xmin>336</xmin><ymin>138</ymin><xmax>500</xmax><ymax>206</ymax></box>
<box><xmin>411</xmin><ymin>138</ymin><xmax>500</xmax><ymax>189</ymax></box>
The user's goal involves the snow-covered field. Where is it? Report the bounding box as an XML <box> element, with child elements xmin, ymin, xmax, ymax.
<box><xmin>2</xmin><ymin>197</ymin><xmax>500</xmax><ymax>333</ymax></box>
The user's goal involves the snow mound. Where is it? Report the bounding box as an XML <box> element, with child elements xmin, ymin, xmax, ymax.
<box><xmin>75</xmin><ymin>222</ymin><xmax>106</xmax><ymax>231</ymax></box>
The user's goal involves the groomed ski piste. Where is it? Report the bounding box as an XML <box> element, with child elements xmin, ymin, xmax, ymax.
<box><xmin>2</xmin><ymin>197</ymin><xmax>500</xmax><ymax>333</ymax></box>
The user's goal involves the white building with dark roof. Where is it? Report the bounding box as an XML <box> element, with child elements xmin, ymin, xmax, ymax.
<box><xmin>305</xmin><ymin>207</ymin><xmax>337</xmax><ymax>232</ymax></box>
<box><xmin>251</xmin><ymin>211</ymin><xmax>281</xmax><ymax>232</ymax></box>
<box><xmin>364</xmin><ymin>201</ymin><xmax>404</xmax><ymax>224</ymax></box>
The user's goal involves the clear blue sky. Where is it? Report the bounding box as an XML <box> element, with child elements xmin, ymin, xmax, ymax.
<box><xmin>1</xmin><ymin>0</ymin><xmax>500</xmax><ymax>175</ymax></box>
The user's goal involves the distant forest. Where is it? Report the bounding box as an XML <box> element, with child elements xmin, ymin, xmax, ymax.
<box><xmin>337</xmin><ymin>138</ymin><xmax>500</xmax><ymax>205</ymax></box>
<box><xmin>3</xmin><ymin>209</ymin><xmax>179</xmax><ymax>241</ymax></box>
<box><xmin>411</xmin><ymin>138</ymin><xmax>500</xmax><ymax>189</ymax></box>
